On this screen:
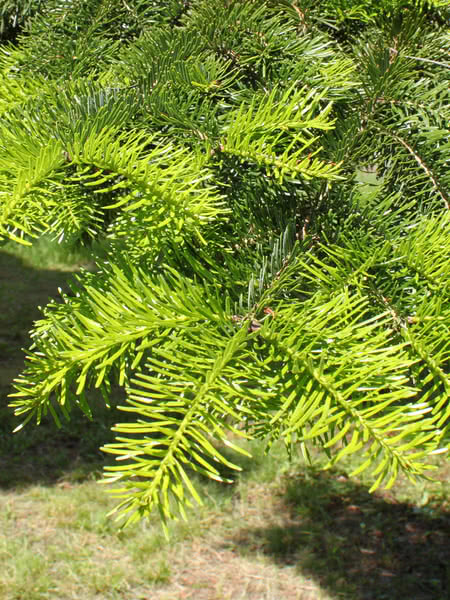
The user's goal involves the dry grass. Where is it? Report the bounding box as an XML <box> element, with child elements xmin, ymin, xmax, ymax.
<box><xmin>0</xmin><ymin>475</ymin><xmax>332</xmax><ymax>600</ymax></box>
<box><xmin>1</xmin><ymin>456</ymin><xmax>448</xmax><ymax>600</ymax></box>
<box><xmin>151</xmin><ymin>480</ymin><xmax>331</xmax><ymax>600</ymax></box>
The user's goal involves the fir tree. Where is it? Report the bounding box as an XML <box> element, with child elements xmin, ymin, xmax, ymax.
<box><xmin>1</xmin><ymin>0</ymin><xmax>449</xmax><ymax>532</ymax></box>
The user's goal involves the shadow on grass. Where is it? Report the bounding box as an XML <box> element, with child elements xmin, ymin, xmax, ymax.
<box><xmin>232</xmin><ymin>466</ymin><xmax>450</xmax><ymax>600</ymax></box>
<box><xmin>0</xmin><ymin>398</ymin><xmax>127</xmax><ymax>489</ymax></box>
<box><xmin>0</xmin><ymin>249</ymin><xmax>126</xmax><ymax>489</ymax></box>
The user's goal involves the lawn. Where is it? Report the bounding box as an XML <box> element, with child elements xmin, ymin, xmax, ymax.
<box><xmin>0</xmin><ymin>240</ymin><xmax>448</xmax><ymax>600</ymax></box>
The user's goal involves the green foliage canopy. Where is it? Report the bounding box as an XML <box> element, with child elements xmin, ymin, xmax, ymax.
<box><xmin>0</xmin><ymin>0</ymin><xmax>449</xmax><ymax>533</ymax></box>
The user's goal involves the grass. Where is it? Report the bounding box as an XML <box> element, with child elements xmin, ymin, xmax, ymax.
<box><xmin>0</xmin><ymin>238</ymin><xmax>449</xmax><ymax>600</ymax></box>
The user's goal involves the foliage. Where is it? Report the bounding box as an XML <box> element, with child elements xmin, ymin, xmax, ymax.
<box><xmin>1</xmin><ymin>0</ymin><xmax>449</xmax><ymax>532</ymax></box>
<box><xmin>0</xmin><ymin>1</ymin><xmax>41</xmax><ymax>42</ymax></box>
